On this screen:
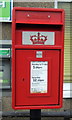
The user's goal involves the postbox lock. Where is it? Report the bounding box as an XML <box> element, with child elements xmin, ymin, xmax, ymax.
<box><xmin>48</xmin><ymin>15</ymin><xmax>51</xmax><ymax>18</ymax></box>
<box><xmin>22</xmin><ymin>78</ymin><xmax>24</xmax><ymax>81</ymax></box>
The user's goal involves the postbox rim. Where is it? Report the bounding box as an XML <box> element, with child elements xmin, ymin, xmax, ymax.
<box><xmin>13</xmin><ymin>7</ymin><xmax>64</xmax><ymax>12</ymax></box>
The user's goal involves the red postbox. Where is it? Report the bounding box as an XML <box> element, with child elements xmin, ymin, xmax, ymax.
<box><xmin>12</xmin><ymin>7</ymin><xmax>64</xmax><ymax>109</ymax></box>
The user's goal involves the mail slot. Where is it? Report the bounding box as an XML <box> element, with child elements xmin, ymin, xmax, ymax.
<box><xmin>12</xmin><ymin>7</ymin><xmax>64</xmax><ymax>109</ymax></box>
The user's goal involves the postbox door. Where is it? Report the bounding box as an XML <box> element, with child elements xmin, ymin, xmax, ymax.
<box><xmin>15</xmin><ymin>49</ymin><xmax>60</xmax><ymax>106</ymax></box>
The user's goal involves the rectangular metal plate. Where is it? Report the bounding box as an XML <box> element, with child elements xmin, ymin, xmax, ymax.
<box><xmin>36</xmin><ymin>51</ymin><xmax>42</xmax><ymax>58</ymax></box>
<box><xmin>30</xmin><ymin>61</ymin><xmax>48</xmax><ymax>93</ymax></box>
<box><xmin>22</xmin><ymin>31</ymin><xmax>55</xmax><ymax>45</ymax></box>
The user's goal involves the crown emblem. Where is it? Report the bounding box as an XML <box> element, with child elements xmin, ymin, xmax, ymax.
<box><xmin>30</xmin><ymin>32</ymin><xmax>47</xmax><ymax>44</ymax></box>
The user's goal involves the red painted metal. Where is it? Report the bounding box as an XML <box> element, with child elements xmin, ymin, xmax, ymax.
<box><xmin>12</xmin><ymin>7</ymin><xmax>64</xmax><ymax>109</ymax></box>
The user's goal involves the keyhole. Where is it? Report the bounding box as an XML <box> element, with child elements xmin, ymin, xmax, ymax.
<box><xmin>23</xmin><ymin>78</ymin><xmax>24</xmax><ymax>81</ymax></box>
